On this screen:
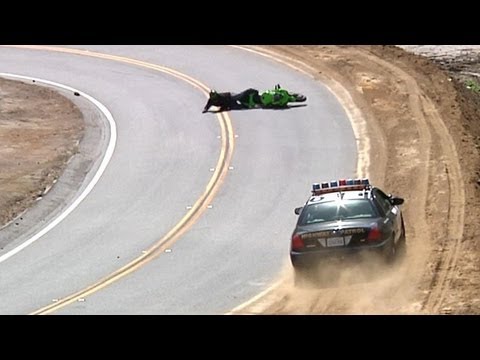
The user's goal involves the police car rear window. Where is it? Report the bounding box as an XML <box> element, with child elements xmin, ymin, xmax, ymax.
<box><xmin>299</xmin><ymin>199</ymin><xmax>377</xmax><ymax>225</ymax></box>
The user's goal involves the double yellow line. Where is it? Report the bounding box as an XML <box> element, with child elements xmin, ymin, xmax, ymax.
<box><xmin>3</xmin><ymin>45</ymin><xmax>235</xmax><ymax>314</ymax></box>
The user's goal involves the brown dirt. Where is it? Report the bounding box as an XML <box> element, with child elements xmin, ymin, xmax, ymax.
<box><xmin>230</xmin><ymin>45</ymin><xmax>480</xmax><ymax>315</ymax></box>
<box><xmin>0</xmin><ymin>77</ymin><xmax>84</xmax><ymax>230</ymax></box>
<box><xmin>2</xmin><ymin>47</ymin><xmax>480</xmax><ymax>314</ymax></box>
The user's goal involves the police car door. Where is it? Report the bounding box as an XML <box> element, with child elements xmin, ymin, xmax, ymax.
<box><xmin>373</xmin><ymin>189</ymin><xmax>401</xmax><ymax>245</ymax></box>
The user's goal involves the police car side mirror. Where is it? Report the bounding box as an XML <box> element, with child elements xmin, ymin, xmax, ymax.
<box><xmin>294</xmin><ymin>207</ymin><xmax>303</xmax><ymax>215</ymax></box>
<box><xmin>390</xmin><ymin>197</ymin><xmax>404</xmax><ymax>206</ymax></box>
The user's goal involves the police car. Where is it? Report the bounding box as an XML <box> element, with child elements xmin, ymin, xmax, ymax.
<box><xmin>290</xmin><ymin>178</ymin><xmax>406</xmax><ymax>283</ymax></box>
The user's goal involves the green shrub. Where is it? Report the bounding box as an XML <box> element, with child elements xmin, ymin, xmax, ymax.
<box><xmin>466</xmin><ymin>79</ymin><xmax>480</xmax><ymax>93</ymax></box>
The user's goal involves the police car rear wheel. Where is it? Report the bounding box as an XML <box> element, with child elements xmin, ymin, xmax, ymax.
<box><xmin>385</xmin><ymin>239</ymin><xmax>397</xmax><ymax>263</ymax></box>
<box><xmin>397</xmin><ymin>221</ymin><xmax>407</xmax><ymax>259</ymax></box>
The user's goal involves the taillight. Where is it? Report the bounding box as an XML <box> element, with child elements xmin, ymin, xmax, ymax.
<box><xmin>291</xmin><ymin>234</ymin><xmax>305</xmax><ymax>250</ymax></box>
<box><xmin>367</xmin><ymin>226</ymin><xmax>382</xmax><ymax>242</ymax></box>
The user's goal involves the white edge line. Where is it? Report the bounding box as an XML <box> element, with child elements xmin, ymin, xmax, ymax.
<box><xmin>0</xmin><ymin>73</ymin><xmax>117</xmax><ymax>264</ymax></box>
<box><xmin>225</xmin><ymin>280</ymin><xmax>283</xmax><ymax>315</ymax></box>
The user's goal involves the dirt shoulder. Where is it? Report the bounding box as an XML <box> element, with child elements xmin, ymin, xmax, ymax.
<box><xmin>0</xmin><ymin>77</ymin><xmax>84</xmax><ymax>232</ymax></box>
<box><xmin>232</xmin><ymin>45</ymin><xmax>480</xmax><ymax>314</ymax></box>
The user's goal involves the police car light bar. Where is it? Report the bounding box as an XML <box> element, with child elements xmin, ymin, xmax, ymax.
<box><xmin>312</xmin><ymin>178</ymin><xmax>370</xmax><ymax>195</ymax></box>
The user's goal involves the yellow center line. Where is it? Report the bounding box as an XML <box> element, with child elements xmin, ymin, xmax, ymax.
<box><xmin>1</xmin><ymin>45</ymin><xmax>235</xmax><ymax>315</ymax></box>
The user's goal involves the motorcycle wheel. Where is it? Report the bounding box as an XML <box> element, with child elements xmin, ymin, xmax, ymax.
<box><xmin>290</xmin><ymin>93</ymin><xmax>307</xmax><ymax>102</ymax></box>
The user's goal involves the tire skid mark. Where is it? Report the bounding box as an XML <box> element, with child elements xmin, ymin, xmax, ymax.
<box><xmin>419</xmin><ymin>94</ymin><xmax>465</xmax><ymax>312</ymax></box>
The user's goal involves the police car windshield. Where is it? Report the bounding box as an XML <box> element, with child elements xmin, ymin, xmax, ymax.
<box><xmin>299</xmin><ymin>199</ymin><xmax>377</xmax><ymax>225</ymax></box>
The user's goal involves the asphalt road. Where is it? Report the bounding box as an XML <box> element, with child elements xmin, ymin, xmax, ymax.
<box><xmin>0</xmin><ymin>46</ymin><xmax>356</xmax><ymax>314</ymax></box>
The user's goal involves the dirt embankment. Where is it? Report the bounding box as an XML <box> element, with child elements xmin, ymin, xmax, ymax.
<box><xmin>0</xmin><ymin>77</ymin><xmax>84</xmax><ymax>231</ymax></box>
<box><xmin>232</xmin><ymin>45</ymin><xmax>480</xmax><ymax>314</ymax></box>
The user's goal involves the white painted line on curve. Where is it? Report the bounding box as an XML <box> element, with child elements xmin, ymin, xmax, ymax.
<box><xmin>0</xmin><ymin>73</ymin><xmax>117</xmax><ymax>264</ymax></box>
